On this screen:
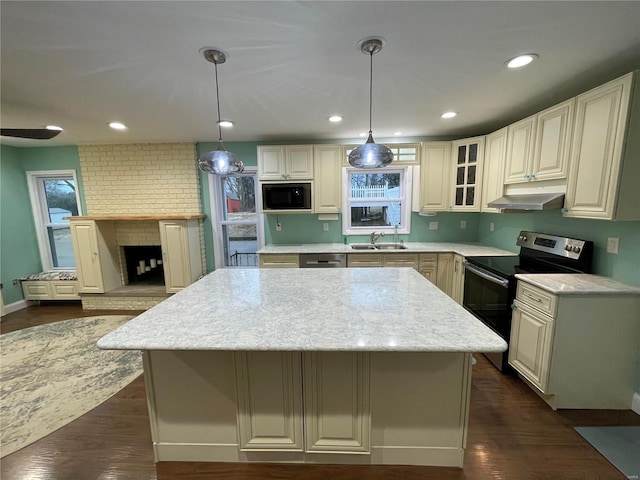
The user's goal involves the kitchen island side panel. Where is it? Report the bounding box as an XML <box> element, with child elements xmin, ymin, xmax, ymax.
<box><xmin>144</xmin><ymin>350</ymin><xmax>472</xmax><ymax>467</ymax></box>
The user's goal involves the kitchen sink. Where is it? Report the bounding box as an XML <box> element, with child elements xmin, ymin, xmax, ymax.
<box><xmin>350</xmin><ymin>243</ymin><xmax>407</xmax><ymax>250</ymax></box>
<box><xmin>350</xmin><ymin>244</ymin><xmax>377</xmax><ymax>250</ymax></box>
<box><xmin>374</xmin><ymin>243</ymin><xmax>408</xmax><ymax>250</ymax></box>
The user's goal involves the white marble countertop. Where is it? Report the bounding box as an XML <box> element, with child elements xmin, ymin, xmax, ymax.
<box><xmin>257</xmin><ymin>242</ymin><xmax>516</xmax><ymax>257</ymax></box>
<box><xmin>515</xmin><ymin>273</ymin><xmax>640</xmax><ymax>295</ymax></box>
<box><xmin>98</xmin><ymin>268</ymin><xmax>507</xmax><ymax>353</ymax></box>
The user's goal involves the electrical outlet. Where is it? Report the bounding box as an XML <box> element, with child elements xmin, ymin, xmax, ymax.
<box><xmin>323</xmin><ymin>223</ymin><xmax>329</xmax><ymax>231</ymax></box>
<box><xmin>429</xmin><ymin>221</ymin><xmax>438</xmax><ymax>230</ymax></box>
<box><xmin>490</xmin><ymin>222</ymin><xmax>495</xmax><ymax>232</ymax></box>
<box><xmin>607</xmin><ymin>237</ymin><xmax>619</xmax><ymax>254</ymax></box>
<box><xmin>12</xmin><ymin>279</ymin><xmax>19</xmax><ymax>286</ymax></box>
<box><xmin>276</xmin><ymin>223</ymin><xmax>282</xmax><ymax>232</ymax></box>
<box><xmin>460</xmin><ymin>220</ymin><xmax>466</xmax><ymax>229</ymax></box>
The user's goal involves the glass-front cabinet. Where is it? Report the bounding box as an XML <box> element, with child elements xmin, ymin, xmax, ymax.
<box><xmin>450</xmin><ymin>136</ymin><xmax>485</xmax><ymax>211</ymax></box>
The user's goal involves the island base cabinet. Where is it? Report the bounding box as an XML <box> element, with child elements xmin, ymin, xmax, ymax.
<box><xmin>143</xmin><ymin>350</ymin><xmax>472</xmax><ymax>467</ymax></box>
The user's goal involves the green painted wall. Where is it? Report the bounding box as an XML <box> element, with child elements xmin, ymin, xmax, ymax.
<box><xmin>478</xmin><ymin>211</ymin><xmax>640</xmax><ymax>287</ymax></box>
<box><xmin>0</xmin><ymin>145</ymin><xmax>42</xmax><ymax>304</ymax></box>
<box><xmin>264</xmin><ymin>212</ymin><xmax>480</xmax><ymax>245</ymax></box>
<box><xmin>0</xmin><ymin>145</ymin><xmax>83</xmax><ymax>305</ymax></box>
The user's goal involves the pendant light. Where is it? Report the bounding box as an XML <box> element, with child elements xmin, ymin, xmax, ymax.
<box><xmin>198</xmin><ymin>48</ymin><xmax>244</xmax><ymax>175</ymax></box>
<box><xmin>348</xmin><ymin>37</ymin><xmax>393</xmax><ymax>169</ymax></box>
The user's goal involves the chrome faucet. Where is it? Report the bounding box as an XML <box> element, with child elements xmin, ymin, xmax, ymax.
<box><xmin>370</xmin><ymin>231</ymin><xmax>385</xmax><ymax>245</ymax></box>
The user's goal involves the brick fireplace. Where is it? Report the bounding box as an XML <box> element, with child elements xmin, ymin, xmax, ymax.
<box><xmin>75</xmin><ymin>143</ymin><xmax>206</xmax><ymax>310</ymax></box>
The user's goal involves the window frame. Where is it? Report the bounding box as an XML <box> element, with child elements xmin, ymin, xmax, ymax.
<box><xmin>342</xmin><ymin>166</ymin><xmax>413</xmax><ymax>235</ymax></box>
<box><xmin>209</xmin><ymin>167</ymin><xmax>263</xmax><ymax>269</ymax></box>
<box><xmin>26</xmin><ymin>170</ymin><xmax>83</xmax><ymax>271</ymax></box>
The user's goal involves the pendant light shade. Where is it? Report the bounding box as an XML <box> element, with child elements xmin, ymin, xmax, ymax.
<box><xmin>198</xmin><ymin>48</ymin><xmax>244</xmax><ymax>175</ymax></box>
<box><xmin>348</xmin><ymin>37</ymin><xmax>393</xmax><ymax>169</ymax></box>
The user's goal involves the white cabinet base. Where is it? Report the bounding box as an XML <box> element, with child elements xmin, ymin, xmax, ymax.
<box><xmin>143</xmin><ymin>350</ymin><xmax>472</xmax><ymax>467</ymax></box>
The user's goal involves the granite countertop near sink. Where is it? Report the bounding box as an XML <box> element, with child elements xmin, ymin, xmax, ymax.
<box><xmin>257</xmin><ymin>242</ymin><xmax>516</xmax><ymax>257</ymax></box>
<box><xmin>97</xmin><ymin>267</ymin><xmax>507</xmax><ymax>353</ymax></box>
<box><xmin>515</xmin><ymin>273</ymin><xmax>640</xmax><ymax>295</ymax></box>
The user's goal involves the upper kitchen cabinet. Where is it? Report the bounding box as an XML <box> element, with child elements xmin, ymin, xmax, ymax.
<box><xmin>450</xmin><ymin>136</ymin><xmax>485</xmax><ymax>211</ymax></box>
<box><xmin>564</xmin><ymin>72</ymin><xmax>640</xmax><ymax>220</ymax></box>
<box><xmin>258</xmin><ymin>145</ymin><xmax>314</xmax><ymax>181</ymax></box>
<box><xmin>481</xmin><ymin>128</ymin><xmax>507</xmax><ymax>213</ymax></box>
<box><xmin>313</xmin><ymin>145</ymin><xmax>342</xmax><ymax>214</ymax></box>
<box><xmin>419</xmin><ymin>141</ymin><xmax>451</xmax><ymax>213</ymax></box>
<box><xmin>504</xmin><ymin>99</ymin><xmax>575</xmax><ymax>184</ymax></box>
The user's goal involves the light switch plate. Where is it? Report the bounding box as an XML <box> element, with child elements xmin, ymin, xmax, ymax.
<box><xmin>460</xmin><ymin>220</ymin><xmax>466</xmax><ymax>229</ymax></box>
<box><xmin>276</xmin><ymin>223</ymin><xmax>282</xmax><ymax>232</ymax></box>
<box><xmin>323</xmin><ymin>223</ymin><xmax>329</xmax><ymax>231</ymax></box>
<box><xmin>490</xmin><ymin>222</ymin><xmax>495</xmax><ymax>232</ymax></box>
<box><xmin>429</xmin><ymin>222</ymin><xmax>438</xmax><ymax>230</ymax></box>
<box><xmin>607</xmin><ymin>237</ymin><xmax>619</xmax><ymax>254</ymax></box>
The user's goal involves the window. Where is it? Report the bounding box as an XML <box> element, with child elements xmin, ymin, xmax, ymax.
<box><xmin>27</xmin><ymin>171</ymin><xmax>82</xmax><ymax>270</ymax></box>
<box><xmin>210</xmin><ymin>169</ymin><xmax>263</xmax><ymax>268</ymax></box>
<box><xmin>342</xmin><ymin>167</ymin><xmax>412</xmax><ymax>235</ymax></box>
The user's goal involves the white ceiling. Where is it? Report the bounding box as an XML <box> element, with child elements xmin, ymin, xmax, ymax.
<box><xmin>2</xmin><ymin>1</ymin><xmax>640</xmax><ymax>148</ymax></box>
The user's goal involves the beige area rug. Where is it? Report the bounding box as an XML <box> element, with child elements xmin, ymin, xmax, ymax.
<box><xmin>0</xmin><ymin>315</ymin><xmax>142</xmax><ymax>457</ymax></box>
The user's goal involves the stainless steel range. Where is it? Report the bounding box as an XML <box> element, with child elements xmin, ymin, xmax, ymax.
<box><xmin>463</xmin><ymin>231</ymin><xmax>593</xmax><ymax>372</ymax></box>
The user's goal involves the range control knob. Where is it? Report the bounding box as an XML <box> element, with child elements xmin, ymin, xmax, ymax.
<box><xmin>519</xmin><ymin>235</ymin><xmax>527</xmax><ymax>241</ymax></box>
<box><xmin>572</xmin><ymin>245</ymin><xmax>581</xmax><ymax>253</ymax></box>
<box><xmin>565</xmin><ymin>245</ymin><xmax>572</xmax><ymax>251</ymax></box>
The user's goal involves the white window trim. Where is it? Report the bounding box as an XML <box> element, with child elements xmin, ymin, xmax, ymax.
<box><xmin>208</xmin><ymin>167</ymin><xmax>263</xmax><ymax>269</ymax></box>
<box><xmin>26</xmin><ymin>170</ymin><xmax>83</xmax><ymax>271</ymax></box>
<box><xmin>342</xmin><ymin>166</ymin><xmax>413</xmax><ymax>235</ymax></box>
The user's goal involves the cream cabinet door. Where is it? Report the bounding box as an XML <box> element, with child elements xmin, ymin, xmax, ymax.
<box><xmin>303</xmin><ymin>352</ymin><xmax>370</xmax><ymax>453</ymax></box>
<box><xmin>418</xmin><ymin>253</ymin><xmax>438</xmax><ymax>283</ymax></box>
<box><xmin>235</xmin><ymin>352</ymin><xmax>304</xmax><ymax>451</ymax></box>
<box><xmin>509</xmin><ymin>300</ymin><xmax>554</xmax><ymax>392</ymax></box>
<box><xmin>313</xmin><ymin>145</ymin><xmax>342</xmax><ymax>213</ymax></box>
<box><xmin>504</xmin><ymin>115</ymin><xmax>536</xmax><ymax>184</ymax></box>
<box><xmin>435</xmin><ymin>253</ymin><xmax>454</xmax><ymax>297</ymax></box>
<box><xmin>450</xmin><ymin>136</ymin><xmax>484</xmax><ymax>211</ymax></box>
<box><xmin>480</xmin><ymin>128</ymin><xmax>507</xmax><ymax>212</ymax></box>
<box><xmin>71</xmin><ymin>221</ymin><xmax>105</xmax><ymax>293</ymax></box>
<box><xmin>258</xmin><ymin>146</ymin><xmax>286</xmax><ymax>180</ymax></box>
<box><xmin>419</xmin><ymin>141</ymin><xmax>451</xmax><ymax>213</ymax></box>
<box><xmin>564</xmin><ymin>73</ymin><xmax>633</xmax><ymax>220</ymax></box>
<box><xmin>286</xmin><ymin>145</ymin><xmax>314</xmax><ymax>179</ymax></box>
<box><xmin>159</xmin><ymin>220</ymin><xmax>202</xmax><ymax>293</ymax></box>
<box><xmin>451</xmin><ymin>254</ymin><xmax>465</xmax><ymax>305</ymax></box>
<box><xmin>530</xmin><ymin>99</ymin><xmax>574</xmax><ymax>181</ymax></box>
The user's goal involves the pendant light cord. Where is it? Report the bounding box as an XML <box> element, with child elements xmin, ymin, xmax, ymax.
<box><xmin>368</xmin><ymin>50</ymin><xmax>373</xmax><ymax>134</ymax></box>
<box><xmin>214</xmin><ymin>61</ymin><xmax>223</xmax><ymax>142</ymax></box>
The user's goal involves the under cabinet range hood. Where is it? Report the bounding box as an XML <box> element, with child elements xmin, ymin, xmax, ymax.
<box><xmin>487</xmin><ymin>193</ymin><xmax>565</xmax><ymax>211</ymax></box>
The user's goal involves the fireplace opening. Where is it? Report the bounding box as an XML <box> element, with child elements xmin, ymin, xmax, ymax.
<box><xmin>123</xmin><ymin>246</ymin><xmax>164</xmax><ymax>286</ymax></box>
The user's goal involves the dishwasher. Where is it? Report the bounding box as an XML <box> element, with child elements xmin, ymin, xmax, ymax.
<box><xmin>299</xmin><ymin>253</ymin><xmax>347</xmax><ymax>268</ymax></box>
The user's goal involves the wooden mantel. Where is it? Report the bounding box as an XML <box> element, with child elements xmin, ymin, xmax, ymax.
<box><xmin>65</xmin><ymin>214</ymin><xmax>206</xmax><ymax>221</ymax></box>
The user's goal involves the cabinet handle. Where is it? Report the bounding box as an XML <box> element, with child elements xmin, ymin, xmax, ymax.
<box><xmin>523</xmin><ymin>292</ymin><xmax>542</xmax><ymax>302</ymax></box>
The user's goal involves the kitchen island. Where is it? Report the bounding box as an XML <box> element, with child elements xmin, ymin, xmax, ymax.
<box><xmin>98</xmin><ymin>267</ymin><xmax>506</xmax><ymax>467</ymax></box>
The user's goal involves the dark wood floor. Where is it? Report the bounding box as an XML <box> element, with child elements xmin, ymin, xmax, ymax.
<box><xmin>2</xmin><ymin>302</ymin><xmax>638</xmax><ymax>479</ymax></box>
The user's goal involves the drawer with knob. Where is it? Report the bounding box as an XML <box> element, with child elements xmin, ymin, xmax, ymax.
<box><xmin>515</xmin><ymin>282</ymin><xmax>557</xmax><ymax>316</ymax></box>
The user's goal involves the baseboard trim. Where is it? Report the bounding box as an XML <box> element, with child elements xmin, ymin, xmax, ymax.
<box><xmin>1</xmin><ymin>299</ymin><xmax>30</xmax><ymax>316</ymax></box>
<box><xmin>632</xmin><ymin>392</ymin><xmax>640</xmax><ymax>415</ymax></box>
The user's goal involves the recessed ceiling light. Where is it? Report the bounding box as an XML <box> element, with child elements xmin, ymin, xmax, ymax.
<box><xmin>441</xmin><ymin>111</ymin><xmax>457</xmax><ymax>119</ymax></box>
<box><xmin>329</xmin><ymin>115</ymin><xmax>343</xmax><ymax>123</ymax></box>
<box><xmin>359</xmin><ymin>132</ymin><xmax>368</xmax><ymax>137</ymax></box>
<box><xmin>393</xmin><ymin>131</ymin><xmax>403</xmax><ymax>136</ymax></box>
<box><xmin>506</xmin><ymin>54</ymin><xmax>538</xmax><ymax>69</ymax></box>
<box><xmin>217</xmin><ymin>120</ymin><xmax>234</xmax><ymax>127</ymax></box>
<box><xmin>108</xmin><ymin>122</ymin><xmax>127</xmax><ymax>130</ymax></box>
<box><xmin>45</xmin><ymin>125</ymin><xmax>63</xmax><ymax>131</ymax></box>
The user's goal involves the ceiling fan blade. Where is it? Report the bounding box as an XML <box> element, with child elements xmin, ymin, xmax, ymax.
<box><xmin>1</xmin><ymin>128</ymin><xmax>62</xmax><ymax>140</ymax></box>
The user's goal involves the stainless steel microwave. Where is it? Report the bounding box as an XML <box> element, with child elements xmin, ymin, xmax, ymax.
<box><xmin>261</xmin><ymin>182</ymin><xmax>312</xmax><ymax>212</ymax></box>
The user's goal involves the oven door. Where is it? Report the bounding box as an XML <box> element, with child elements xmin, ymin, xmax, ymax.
<box><xmin>462</xmin><ymin>262</ymin><xmax>513</xmax><ymax>339</ymax></box>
